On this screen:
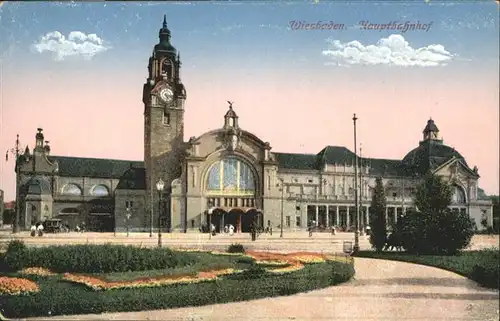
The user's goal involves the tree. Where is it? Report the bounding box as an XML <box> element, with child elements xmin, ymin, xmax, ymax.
<box><xmin>399</xmin><ymin>173</ymin><xmax>475</xmax><ymax>255</ymax></box>
<box><xmin>369</xmin><ymin>177</ymin><xmax>387</xmax><ymax>252</ymax></box>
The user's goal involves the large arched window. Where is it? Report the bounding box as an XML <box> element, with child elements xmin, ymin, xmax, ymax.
<box><xmin>206</xmin><ymin>158</ymin><xmax>255</xmax><ymax>196</ymax></box>
<box><xmin>451</xmin><ymin>185</ymin><xmax>466</xmax><ymax>204</ymax></box>
<box><xmin>90</xmin><ymin>184</ymin><xmax>109</xmax><ymax>197</ymax></box>
<box><xmin>61</xmin><ymin>183</ymin><xmax>82</xmax><ymax>196</ymax></box>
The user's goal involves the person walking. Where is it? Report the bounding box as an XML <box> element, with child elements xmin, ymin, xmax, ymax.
<box><xmin>229</xmin><ymin>224</ymin><xmax>234</xmax><ymax>236</ymax></box>
<box><xmin>250</xmin><ymin>221</ymin><xmax>257</xmax><ymax>241</ymax></box>
<box><xmin>36</xmin><ymin>222</ymin><xmax>44</xmax><ymax>237</ymax></box>
<box><xmin>308</xmin><ymin>220</ymin><xmax>314</xmax><ymax>237</ymax></box>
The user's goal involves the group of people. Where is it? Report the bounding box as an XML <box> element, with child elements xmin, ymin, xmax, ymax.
<box><xmin>30</xmin><ymin>222</ymin><xmax>44</xmax><ymax>237</ymax></box>
<box><xmin>223</xmin><ymin>224</ymin><xmax>235</xmax><ymax>235</ymax></box>
<box><xmin>200</xmin><ymin>223</ymin><xmax>236</xmax><ymax>236</ymax></box>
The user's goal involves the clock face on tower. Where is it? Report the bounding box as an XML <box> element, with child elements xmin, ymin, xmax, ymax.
<box><xmin>159</xmin><ymin>87</ymin><xmax>174</xmax><ymax>103</ymax></box>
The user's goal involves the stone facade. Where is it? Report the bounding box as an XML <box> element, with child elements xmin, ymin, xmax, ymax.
<box><xmin>13</xmin><ymin>17</ymin><xmax>494</xmax><ymax>233</ymax></box>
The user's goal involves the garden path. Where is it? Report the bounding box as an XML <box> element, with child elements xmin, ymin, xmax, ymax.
<box><xmin>22</xmin><ymin>257</ymin><xmax>499</xmax><ymax>321</ymax></box>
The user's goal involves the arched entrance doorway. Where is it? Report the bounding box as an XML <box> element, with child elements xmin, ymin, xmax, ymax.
<box><xmin>242</xmin><ymin>208</ymin><xmax>263</xmax><ymax>233</ymax></box>
<box><xmin>204</xmin><ymin>157</ymin><xmax>259</xmax><ymax>233</ymax></box>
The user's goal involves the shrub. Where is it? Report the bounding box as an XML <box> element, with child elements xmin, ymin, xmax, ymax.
<box><xmin>399</xmin><ymin>174</ymin><xmax>475</xmax><ymax>255</ymax></box>
<box><xmin>470</xmin><ymin>249</ymin><xmax>500</xmax><ymax>289</ymax></box>
<box><xmin>227</xmin><ymin>243</ymin><xmax>245</xmax><ymax>254</ymax></box>
<box><xmin>3</xmin><ymin>240</ymin><xmax>28</xmax><ymax>271</ymax></box>
<box><xmin>3</xmin><ymin>243</ymin><xmax>198</xmax><ymax>273</ymax></box>
<box><xmin>399</xmin><ymin>209</ymin><xmax>475</xmax><ymax>255</ymax></box>
<box><xmin>354</xmin><ymin>248</ymin><xmax>499</xmax><ymax>290</ymax></box>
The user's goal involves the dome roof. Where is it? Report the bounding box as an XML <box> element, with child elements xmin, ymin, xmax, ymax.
<box><xmin>154</xmin><ymin>42</ymin><xmax>177</xmax><ymax>55</ymax></box>
<box><xmin>154</xmin><ymin>15</ymin><xmax>176</xmax><ymax>55</ymax></box>
<box><xmin>402</xmin><ymin>140</ymin><xmax>468</xmax><ymax>175</ymax></box>
<box><xmin>23</xmin><ymin>176</ymin><xmax>52</xmax><ymax>195</ymax></box>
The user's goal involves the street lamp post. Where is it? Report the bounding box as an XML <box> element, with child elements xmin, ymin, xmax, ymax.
<box><xmin>150</xmin><ymin>189</ymin><xmax>153</xmax><ymax>237</ymax></box>
<box><xmin>5</xmin><ymin>134</ymin><xmax>22</xmax><ymax>233</ymax></box>
<box><xmin>156</xmin><ymin>179</ymin><xmax>165</xmax><ymax>248</ymax></box>
<box><xmin>125</xmin><ymin>207</ymin><xmax>131</xmax><ymax>237</ymax></box>
<box><xmin>278</xmin><ymin>178</ymin><xmax>284</xmax><ymax>238</ymax></box>
<box><xmin>208</xmin><ymin>205</ymin><xmax>213</xmax><ymax>240</ymax></box>
<box><xmin>359</xmin><ymin>144</ymin><xmax>364</xmax><ymax>236</ymax></box>
<box><xmin>353</xmin><ymin>113</ymin><xmax>360</xmax><ymax>253</ymax></box>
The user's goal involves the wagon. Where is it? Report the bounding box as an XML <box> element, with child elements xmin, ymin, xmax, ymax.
<box><xmin>42</xmin><ymin>219</ymin><xmax>65</xmax><ymax>233</ymax></box>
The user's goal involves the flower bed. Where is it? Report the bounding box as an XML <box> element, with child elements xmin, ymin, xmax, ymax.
<box><xmin>1</xmin><ymin>248</ymin><xmax>355</xmax><ymax>319</ymax></box>
<box><xmin>290</xmin><ymin>254</ymin><xmax>326</xmax><ymax>264</ymax></box>
<box><xmin>255</xmin><ymin>260</ymin><xmax>290</xmax><ymax>266</ymax></box>
<box><xmin>20</xmin><ymin>267</ymin><xmax>57</xmax><ymax>277</ymax></box>
<box><xmin>63</xmin><ymin>268</ymin><xmax>240</xmax><ymax>291</ymax></box>
<box><xmin>266</xmin><ymin>264</ymin><xmax>304</xmax><ymax>274</ymax></box>
<box><xmin>0</xmin><ymin>276</ymin><xmax>40</xmax><ymax>296</ymax></box>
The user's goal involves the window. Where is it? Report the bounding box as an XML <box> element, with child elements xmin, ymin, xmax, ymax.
<box><xmin>286</xmin><ymin>216</ymin><xmax>291</xmax><ymax>227</ymax></box>
<box><xmin>296</xmin><ymin>216</ymin><xmax>301</xmax><ymax>227</ymax></box>
<box><xmin>90</xmin><ymin>185</ymin><xmax>109</xmax><ymax>197</ymax></box>
<box><xmin>191</xmin><ymin>220</ymin><xmax>195</xmax><ymax>228</ymax></box>
<box><xmin>126</xmin><ymin>201</ymin><xmax>134</xmax><ymax>208</ymax></box>
<box><xmin>392</xmin><ymin>192</ymin><xmax>397</xmax><ymax>198</ymax></box>
<box><xmin>295</xmin><ymin>205</ymin><xmax>300</xmax><ymax>211</ymax></box>
<box><xmin>125</xmin><ymin>201</ymin><xmax>129</xmax><ymax>208</ymax></box>
<box><xmin>206</xmin><ymin>158</ymin><xmax>255</xmax><ymax>196</ymax></box>
<box><xmin>308</xmin><ymin>179</ymin><xmax>313</xmax><ymax>183</ymax></box>
<box><xmin>130</xmin><ymin>201</ymin><xmax>134</xmax><ymax>207</ymax></box>
<box><xmin>163</xmin><ymin>111</ymin><xmax>170</xmax><ymax>125</ymax></box>
<box><xmin>61</xmin><ymin>183</ymin><xmax>82</xmax><ymax>196</ymax></box>
<box><xmin>451</xmin><ymin>185</ymin><xmax>466</xmax><ymax>204</ymax></box>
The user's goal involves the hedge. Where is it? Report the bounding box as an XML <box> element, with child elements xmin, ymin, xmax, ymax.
<box><xmin>2</xmin><ymin>240</ymin><xmax>196</xmax><ymax>273</ymax></box>
<box><xmin>1</xmin><ymin>261</ymin><xmax>355</xmax><ymax>318</ymax></box>
<box><xmin>354</xmin><ymin>249</ymin><xmax>499</xmax><ymax>290</ymax></box>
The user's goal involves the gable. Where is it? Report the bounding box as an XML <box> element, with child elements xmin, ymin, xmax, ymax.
<box><xmin>433</xmin><ymin>158</ymin><xmax>478</xmax><ymax>179</ymax></box>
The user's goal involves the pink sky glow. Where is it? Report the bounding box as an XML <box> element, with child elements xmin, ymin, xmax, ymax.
<box><xmin>0</xmin><ymin>68</ymin><xmax>498</xmax><ymax>200</ymax></box>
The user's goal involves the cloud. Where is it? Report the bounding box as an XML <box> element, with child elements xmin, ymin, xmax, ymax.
<box><xmin>32</xmin><ymin>31</ymin><xmax>110</xmax><ymax>61</ymax></box>
<box><xmin>220</xmin><ymin>24</ymin><xmax>243</xmax><ymax>32</ymax></box>
<box><xmin>322</xmin><ymin>34</ymin><xmax>454</xmax><ymax>67</ymax></box>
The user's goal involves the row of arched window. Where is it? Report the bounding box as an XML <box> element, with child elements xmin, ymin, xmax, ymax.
<box><xmin>61</xmin><ymin>183</ymin><xmax>110</xmax><ymax>197</ymax></box>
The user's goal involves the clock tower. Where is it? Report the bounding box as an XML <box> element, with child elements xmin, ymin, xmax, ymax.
<box><xmin>143</xmin><ymin>15</ymin><xmax>186</xmax><ymax>231</ymax></box>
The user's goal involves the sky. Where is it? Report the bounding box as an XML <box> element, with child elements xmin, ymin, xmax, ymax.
<box><xmin>0</xmin><ymin>0</ymin><xmax>498</xmax><ymax>201</ymax></box>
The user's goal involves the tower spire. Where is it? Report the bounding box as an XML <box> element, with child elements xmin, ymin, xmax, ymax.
<box><xmin>163</xmin><ymin>14</ymin><xmax>167</xmax><ymax>28</ymax></box>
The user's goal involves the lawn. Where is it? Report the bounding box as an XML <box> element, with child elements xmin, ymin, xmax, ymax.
<box><xmin>354</xmin><ymin>248</ymin><xmax>499</xmax><ymax>289</ymax></box>
<box><xmin>92</xmin><ymin>252</ymin><xmax>251</xmax><ymax>282</ymax></box>
<box><xmin>0</xmin><ymin>242</ymin><xmax>355</xmax><ymax>318</ymax></box>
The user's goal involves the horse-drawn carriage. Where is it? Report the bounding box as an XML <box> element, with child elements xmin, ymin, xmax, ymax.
<box><xmin>42</xmin><ymin>219</ymin><xmax>69</xmax><ymax>233</ymax></box>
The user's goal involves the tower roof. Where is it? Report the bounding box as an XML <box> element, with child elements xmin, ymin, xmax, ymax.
<box><xmin>155</xmin><ymin>14</ymin><xmax>176</xmax><ymax>55</ymax></box>
<box><xmin>224</xmin><ymin>101</ymin><xmax>238</xmax><ymax>118</ymax></box>
<box><xmin>423</xmin><ymin>118</ymin><xmax>439</xmax><ymax>134</ymax></box>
